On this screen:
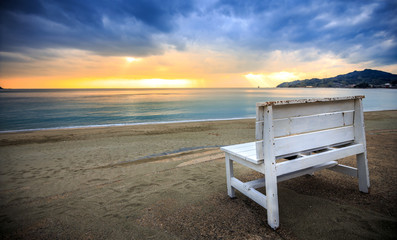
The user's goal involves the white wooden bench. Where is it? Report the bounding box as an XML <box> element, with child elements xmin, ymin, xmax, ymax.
<box><xmin>220</xmin><ymin>96</ymin><xmax>370</xmax><ymax>230</ymax></box>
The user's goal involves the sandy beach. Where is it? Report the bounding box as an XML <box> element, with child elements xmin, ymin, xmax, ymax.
<box><xmin>0</xmin><ymin>111</ymin><xmax>396</xmax><ymax>239</ymax></box>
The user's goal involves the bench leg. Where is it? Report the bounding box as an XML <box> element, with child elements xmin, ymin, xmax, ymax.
<box><xmin>356</xmin><ymin>152</ymin><xmax>370</xmax><ymax>193</ymax></box>
<box><xmin>265</xmin><ymin>173</ymin><xmax>279</xmax><ymax>230</ymax></box>
<box><xmin>225</xmin><ymin>154</ymin><xmax>235</xmax><ymax>198</ymax></box>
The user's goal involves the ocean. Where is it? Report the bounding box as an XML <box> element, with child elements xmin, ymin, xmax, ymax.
<box><xmin>0</xmin><ymin>88</ymin><xmax>396</xmax><ymax>132</ymax></box>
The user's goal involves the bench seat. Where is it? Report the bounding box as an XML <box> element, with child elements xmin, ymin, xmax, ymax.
<box><xmin>221</xmin><ymin>141</ymin><xmax>365</xmax><ymax>165</ymax></box>
<box><xmin>222</xmin><ymin>141</ymin><xmax>364</xmax><ymax>177</ymax></box>
<box><xmin>221</xmin><ymin>142</ymin><xmax>260</xmax><ymax>164</ymax></box>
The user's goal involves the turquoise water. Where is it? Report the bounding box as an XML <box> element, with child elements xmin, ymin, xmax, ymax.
<box><xmin>0</xmin><ymin>88</ymin><xmax>396</xmax><ymax>132</ymax></box>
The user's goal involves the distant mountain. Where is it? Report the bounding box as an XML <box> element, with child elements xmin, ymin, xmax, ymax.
<box><xmin>277</xmin><ymin>69</ymin><xmax>397</xmax><ymax>88</ymax></box>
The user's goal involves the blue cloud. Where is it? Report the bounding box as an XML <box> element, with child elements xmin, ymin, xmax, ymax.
<box><xmin>208</xmin><ymin>0</ymin><xmax>397</xmax><ymax>65</ymax></box>
<box><xmin>0</xmin><ymin>0</ymin><xmax>195</xmax><ymax>55</ymax></box>
<box><xmin>0</xmin><ymin>0</ymin><xmax>396</xmax><ymax>65</ymax></box>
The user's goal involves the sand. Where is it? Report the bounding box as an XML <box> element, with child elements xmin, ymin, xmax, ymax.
<box><xmin>0</xmin><ymin>111</ymin><xmax>396</xmax><ymax>239</ymax></box>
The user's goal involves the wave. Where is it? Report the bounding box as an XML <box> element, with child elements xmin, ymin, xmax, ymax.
<box><xmin>0</xmin><ymin>117</ymin><xmax>255</xmax><ymax>133</ymax></box>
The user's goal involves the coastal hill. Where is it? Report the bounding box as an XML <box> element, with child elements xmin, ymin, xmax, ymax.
<box><xmin>277</xmin><ymin>69</ymin><xmax>397</xmax><ymax>88</ymax></box>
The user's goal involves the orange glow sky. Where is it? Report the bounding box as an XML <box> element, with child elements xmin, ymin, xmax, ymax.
<box><xmin>1</xmin><ymin>1</ymin><xmax>396</xmax><ymax>88</ymax></box>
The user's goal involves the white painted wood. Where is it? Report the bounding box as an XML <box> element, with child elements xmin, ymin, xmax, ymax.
<box><xmin>274</xmin><ymin>110</ymin><xmax>354</xmax><ymax>137</ymax></box>
<box><xmin>223</xmin><ymin>146</ymin><xmax>255</xmax><ymax>157</ymax></box>
<box><xmin>256</xmin><ymin>121</ymin><xmax>264</xmax><ymax>140</ymax></box>
<box><xmin>228</xmin><ymin>154</ymin><xmax>264</xmax><ymax>173</ymax></box>
<box><xmin>242</xmin><ymin>161</ymin><xmax>338</xmax><ymax>190</ymax></box>
<box><xmin>354</xmin><ymin>98</ymin><xmax>370</xmax><ymax>193</ymax></box>
<box><xmin>272</xmin><ymin>100</ymin><xmax>355</xmax><ymax>119</ymax></box>
<box><xmin>263</xmin><ymin>105</ymin><xmax>279</xmax><ymax>230</ymax></box>
<box><xmin>276</xmin><ymin>144</ymin><xmax>364</xmax><ymax>176</ymax></box>
<box><xmin>256</xmin><ymin>106</ymin><xmax>265</xmax><ymax>121</ymax></box>
<box><xmin>225</xmin><ymin>153</ymin><xmax>235</xmax><ymax>198</ymax></box>
<box><xmin>231</xmin><ymin>177</ymin><xmax>267</xmax><ymax>209</ymax></box>
<box><xmin>222</xmin><ymin>142</ymin><xmax>266</xmax><ymax>164</ymax></box>
<box><xmin>221</xmin><ymin>142</ymin><xmax>255</xmax><ymax>152</ymax></box>
<box><xmin>222</xmin><ymin>143</ymin><xmax>260</xmax><ymax>164</ymax></box>
<box><xmin>274</xmin><ymin>142</ymin><xmax>351</xmax><ymax>160</ymax></box>
<box><xmin>244</xmin><ymin>178</ymin><xmax>266</xmax><ymax>190</ymax></box>
<box><xmin>256</xmin><ymin>106</ymin><xmax>264</xmax><ymax>138</ymax></box>
<box><xmin>256</xmin><ymin>95</ymin><xmax>363</xmax><ymax>107</ymax></box>
<box><xmin>274</xmin><ymin>119</ymin><xmax>290</xmax><ymax>138</ymax></box>
<box><xmin>255</xmin><ymin>141</ymin><xmax>264</xmax><ymax>160</ymax></box>
<box><xmin>277</xmin><ymin>161</ymin><xmax>338</xmax><ymax>182</ymax></box>
<box><xmin>256</xmin><ymin>106</ymin><xmax>265</xmax><ymax>159</ymax></box>
<box><xmin>220</xmin><ymin>96</ymin><xmax>369</xmax><ymax>230</ymax></box>
<box><xmin>222</xmin><ymin>126</ymin><xmax>358</xmax><ymax>163</ymax></box>
<box><xmin>327</xmin><ymin>164</ymin><xmax>358</xmax><ymax>177</ymax></box>
<box><xmin>354</xmin><ymin>98</ymin><xmax>366</xmax><ymax>146</ymax></box>
<box><xmin>357</xmin><ymin>153</ymin><xmax>369</xmax><ymax>192</ymax></box>
<box><xmin>274</xmin><ymin>126</ymin><xmax>355</xmax><ymax>157</ymax></box>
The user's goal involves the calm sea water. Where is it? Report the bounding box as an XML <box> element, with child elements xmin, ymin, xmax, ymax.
<box><xmin>0</xmin><ymin>88</ymin><xmax>396</xmax><ymax>132</ymax></box>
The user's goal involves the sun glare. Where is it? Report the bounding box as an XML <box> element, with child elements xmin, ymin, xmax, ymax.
<box><xmin>125</xmin><ymin>57</ymin><xmax>140</xmax><ymax>63</ymax></box>
<box><xmin>245</xmin><ymin>71</ymin><xmax>300</xmax><ymax>88</ymax></box>
<box><xmin>140</xmin><ymin>79</ymin><xmax>190</xmax><ymax>88</ymax></box>
<box><xmin>74</xmin><ymin>78</ymin><xmax>195</xmax><ymax>88</ymax></box>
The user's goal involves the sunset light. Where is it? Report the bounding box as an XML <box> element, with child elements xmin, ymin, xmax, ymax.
<box><xmin>139</xmin><ymin>79</ymin><xmax>191</xmax><ymax>88</ymax></box>
<box><xmin>245</xmin><ymin>72</ymin><xmax>301</xmax><ymax>88</ymax></box>
<box><xmin>125</xmin><ymin>57</ymin><xmax>140</xmax><ymax>63</ymax></box>
<box><xmin>0</xmin><ymin>1</ymin><xmax>396</xmax><ymax>89</ymax></box>
<box><xmin>1</xmin><ymin>2</ymin><xmax>396</xmax><ymax>236</ymax></box>
<box><xmin>58</xmin><ymin>78</ymin><xmax>197</xmax><ymax>89</ymax></box>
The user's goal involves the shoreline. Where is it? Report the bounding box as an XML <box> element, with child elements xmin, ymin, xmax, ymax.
<box><xmin>1</xmin><ymin>109</ymin><xmax>396</xmax><ymax>134</ymax></box>
<box><xmin>1</xmin><ymin>110</ymin><xmax>396</xmax><ymax>148</ymax></box>
<box><xmin>0</xmin><ymin>117</ymin><xmax>255</xmax><ymax>134</ymax></box>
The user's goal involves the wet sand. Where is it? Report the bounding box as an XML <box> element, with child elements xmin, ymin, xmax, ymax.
<box><xmin>0</xmin><ymin>111</ymin><xmax>396</xmax><ymax>239</ymax></box>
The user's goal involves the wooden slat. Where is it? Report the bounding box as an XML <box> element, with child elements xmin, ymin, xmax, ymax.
<box><xmin>229</xmin><ymin>151</ymin><xmax>258</xmax><ymax>164</ymax></box>
<box><xmin>221</xmin><ymin>142</ymin><xmax>255</xmax><ymax>152</ymax></box>
<box><xmin>256</xmin><ymin>106</ymin><xmax>265</xmax><ymax>121</ymax></box>
<box><xmin>274</xmin><ymin>126</ymin><xmax>355</xmax><ymax>157</ymax></box>
<box><xmin>241</xmin><ymin>160</ymin><xmax>338</xmax><ymax>190</ymax></box>
<box><xmin>244</xmin><ymin>178</ymin><xmax>266</xmax><ymax>190</ymax></box>
<box><xmin>231</xmin><ymin>177</ymin><xmax>267</xmax><ymax>209</ymax></box>
<box><xmin>256</xmin><ymin>121</ymin><xmax>264</xmax><ymax>140</ymax></box>
<box><xmin>221</xmin><ymin>142</ymin><xmax>266</xmax><ymax>164</ymax></box>
<box><xmin>276</xmin><ymin>144</ymin><xmax>364</xmax><ymax>176</ymax></box>
<box><xmin>273</xmin><ymin>100</ymin><xmax>354</xmax><ymax>119</ymax></box>
<box><xmin>274</xmin><ymin>110</ymin><xmax>354</xmax><ymax>137</ymax></box>
<box><xmin>256</xmin><ymin>96</ymin><xmax>364</xmax><ymax>107</ymax></box>
<box><xmin>256</xmin><ymin>106</ymin><xmax>264</xmax><ymax>140</ymax></box>
<box><xmin>277</xmin><ymin>161</ymin><xmax>338</xmax><ymax>182</ymax></box>
<box><xmin>228</xmin><ymin>154</ymin><xmax>264</xmax><ymax>173</ymax></box>
<box><xmin>255</xmin><ymin>141</ymin><xmax>264</xmax><ymax>160</ymax></box>
<box><xmin>222</xmin><ymin>143</ymin><xmax>257</xmax><ymax>160</ymax></box>
<box><xmin>256</xmin><ymin>106</ymin><xmax>265</xmax><ymax>159</ymax></box>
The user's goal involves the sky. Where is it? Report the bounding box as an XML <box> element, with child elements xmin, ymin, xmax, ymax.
<box><xmin>0</xmin><ymin>0</ymin><xmax>396</xmax><ymax>88</ymax></box>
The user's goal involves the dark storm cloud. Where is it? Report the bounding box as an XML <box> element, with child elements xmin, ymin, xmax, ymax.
<box><xmin>0</xmin><ymin>0</ymin><xmax>194</xmax><ymax>56</ymax></box>
<box><xmin>0</xmin><ymin>0</ymin><xmax>396</xmax><ymax>64</ymax></box>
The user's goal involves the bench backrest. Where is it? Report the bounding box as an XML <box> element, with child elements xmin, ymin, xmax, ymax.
<box><xmin>255</xmin><ymin>96</ymin><xmax>365</xmax><ymax>159</ymax></box>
